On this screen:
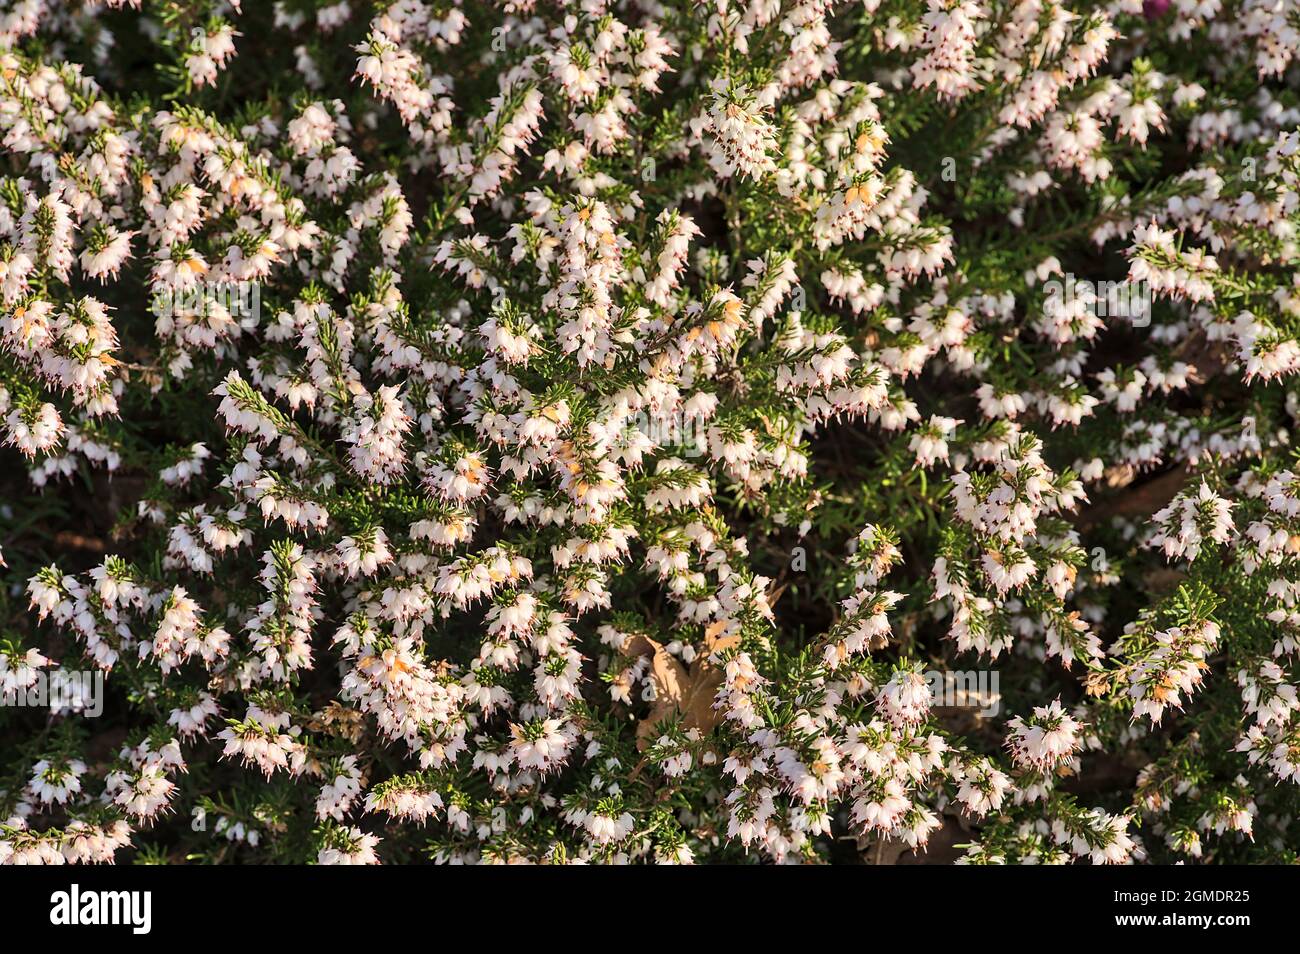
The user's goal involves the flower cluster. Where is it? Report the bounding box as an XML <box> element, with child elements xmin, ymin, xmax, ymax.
<box><xmin>2</xmin><ymin>0</ymin><xmax>1300</xmax><ymax>866</ymax></box>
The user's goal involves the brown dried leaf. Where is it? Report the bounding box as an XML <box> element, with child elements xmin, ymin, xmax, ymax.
<box><xmin>703</xmin><ymin>619</ymin><xmax>741</xmax><ymax>654</ymax></box>
<box><xmin>678</xmin><ymin>663</ymin><xmax>727</xmax><ymax>737</ymax></box>
<box><xmin>624</xmin><ymin>633</ymin><xmax>731</xmax><ymax>750</ymax></box>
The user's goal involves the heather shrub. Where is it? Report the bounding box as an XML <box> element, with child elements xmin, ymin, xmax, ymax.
<box><xmin>2</xmin><ymin>0</ymin><xmax>1300</xmax><ymax>865</ymax></box>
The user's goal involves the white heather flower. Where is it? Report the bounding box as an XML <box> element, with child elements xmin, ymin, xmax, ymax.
<box><xmin>317</xmin><ymin>827</ymin><xmax>381</xmax><ymax>865</ymax></box>
<box><xmin>336</xmin><ymin>528</ymin><xmax>392</xmax><ymax>579</ymax></box>
<box><xmin>342</xmin><ymin>386</ymin><xmax>411</xmax><ymax>485</ymax></box>
<box><xmin>1006</xmin><ymin>699</ymin><xmax>1084</xmax><ymax>771</ymax></box>
<box><xmin>876</xmin><ymin>668</ymin><xmax>933</xmax><ymax>728</ymax></box>
<box><xmin>910</xmin><ymin>414</ymin><xmax>961</xmax><ymax>467</ymax></box>
<box><xmin>28</xmin><ymin>758</ymin><xmax>87</xmax><ymax>805</ymax></box>
<box><xmin>705</xmin><ymin>83</ymin><xmax>779</xmax><ymax>180</ymax></box>
<box><xmin>1148</xmin><ymin>481</ymin><xmax>1235</xmax><ymax>562</ymax></box>
<box><xmin>186</xmin><ymin>24</ymin><xmax>239</xmax><ymax>87</ymax></box>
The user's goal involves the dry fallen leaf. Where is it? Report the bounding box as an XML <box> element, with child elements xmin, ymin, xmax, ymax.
<box><xmin>624</xmin><ymin>630</ymin><xmax>736</xmax><ymax>750</ymax></box>
<box><xmin>703</xmin><ymin>619</ymin><xmax>741</xmax><ymax>653</ymax></box>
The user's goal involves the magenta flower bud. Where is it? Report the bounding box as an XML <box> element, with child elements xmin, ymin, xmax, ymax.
<box><xmin>1143</xmin><ymin>0</ymin><xmax>1172</xmax><ymax>19</ymax></box>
